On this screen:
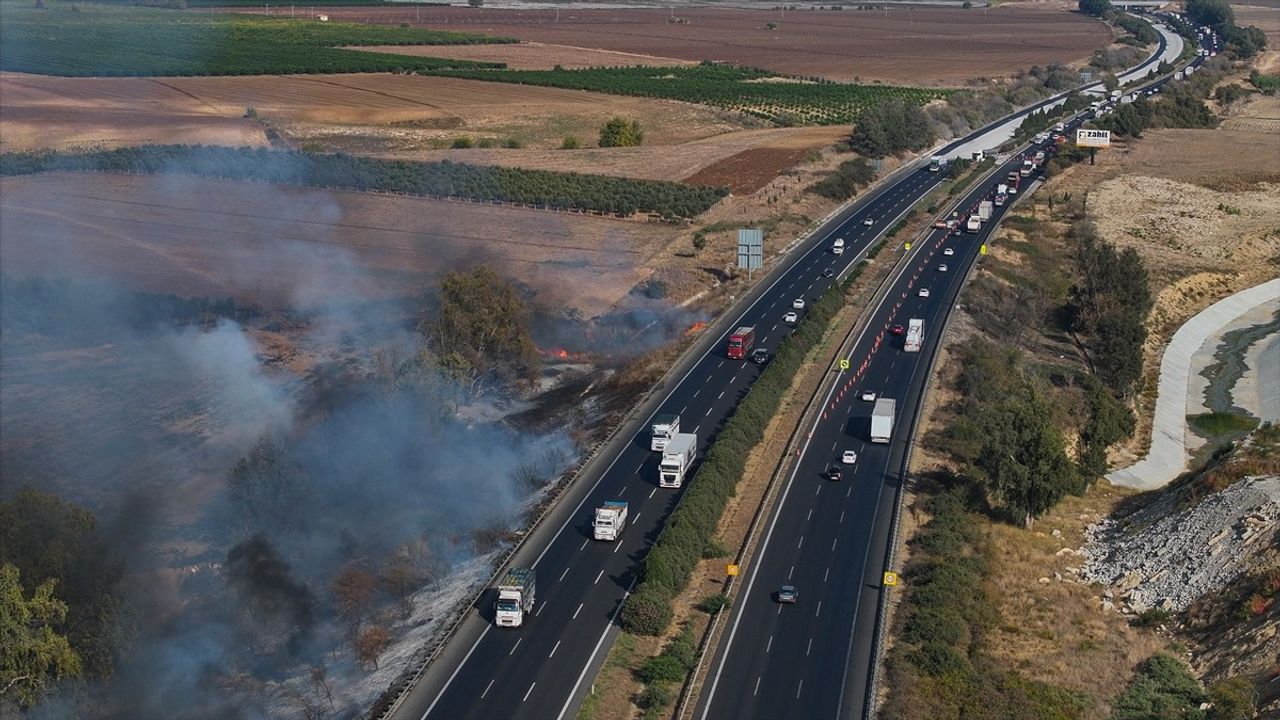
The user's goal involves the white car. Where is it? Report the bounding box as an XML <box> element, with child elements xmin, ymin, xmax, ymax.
<box><xmin>784</xmin><ymin>311</ymin><xmax>799</xmax><ymax>324</ymax></box>
<box><xmin>841</xmin><ymin>450</ymin><xmax>858</xmax><ymax>465</ymax></box>
<box><xmin>918</xmin><ymin>288</ymin><xmax>930</xmax><ymax>298</ymax></box>
<box><xmin>863</xmin><ymin>218</ymin><xmax>875</xmax><ymax>226</ymax></box>
<box><xmin>943</xmin><ymin>248</ymin><xmax>955</xmax><ymax>256</ymax></box>
<box><xmin>938</xmin><ymin>263</ymin><xmax>949</xmax><ymax>272</ymax></box>
<box><xmin>792</xmin><ymin>298</ymin><xmax>805</xmax><ymax>310</ymax></box>
<box><xmin>860</xmin><ymin>390</ymin><xmax>877</xmax><ymax>402</ymax></box>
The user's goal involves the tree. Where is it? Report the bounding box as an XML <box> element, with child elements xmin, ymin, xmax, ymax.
<box><xmin>0</xmin><ymin>489</ymin><xmax>121</xmax><ymax>679</ymax></box>
<box><xmin>0</xmin><ymin>563</ymin><xmax>82</xmax><ymax>707</ymax></box>
<box><xmin>1103</xmin><ymin>72</ymin><xmax>1119</xmax><ymax>92</ymax></box>
<box><xmin>423</xmin><ymin>266</ymin><xmax>541</xmax><ymax>390</ymax></box>
<box><xmin>971</xmin><ymin>392</ymin><xmax>1079</xmax><ymax>528</ymax></box>
<box><xmin>227</xmin><ymin>434</ymin><xmax>307</xmax><ymax>535</ymax></box>
<box><xmin>331</xmin><ymin>565</ymin><xmax>378</xmax><ymax>628</ymax></box>
<box><xmin>1078</xmin><ymin>0</ymin><xmax>1111</xmax><ymax>16</ymax></box>
<box><xmin>692</xmin><ymin>233</ymin><xmax>708</xmax><ymax>254</ymax></box>
<box><xmin>598</xmin><ymin>117</ymin><xmax>645</xmax><ymax>148</ymax></box>
<box><xmin>354</xmin><ymin>624</ymin><xmax>390</xmax><ymax>669</ymax></box>
<box><xmin>467</xmin><ymin>0</ymin><xmax>483</xmax><ymax>6</ymax></box>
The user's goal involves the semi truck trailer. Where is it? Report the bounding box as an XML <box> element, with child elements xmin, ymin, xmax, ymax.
<box><xmin>650</xmin><ymin>413</ymin><xmax>679</xmax><ymax>451</ymax></box>
<box><xmin>659</xmin><ymin>432</ymin><xmax>697</xmax><ymax>488</ymax></box>
<box><xmin>870</xmin><ymin>398</ymin><xmax>896</xmax><ymax>444</ymax></box>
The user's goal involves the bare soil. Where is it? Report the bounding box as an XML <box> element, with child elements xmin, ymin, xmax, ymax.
<box><xmin>352</xmin><ymin>40</ymin><xmax>694</xmax><ymax>70</ymax></box>
<box><xmin>266</xmin><ymin>5</ymin><xmax>1111</xmax><ymax>86</ymax></box>
<box><xmin>0</xmin><ymin>71</ymin><xmax>745</xmax><ymax>152</ymax></box>
<box><xmin>0</xmin><ymin>173</ymin><xmax>674</xmax><ymax>316</ymax></box>
<box><xmin>1235</xmin><ymin>6</ymin><xmax>1280</xmax><ymax>45</ymax></box>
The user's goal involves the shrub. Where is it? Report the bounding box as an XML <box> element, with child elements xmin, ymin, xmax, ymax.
<box><xmin>561</xmin><ymin>135</ymin><xmax>581</xmax><ymax>150</ymax></box>
<box><xmin>1207</xmin><ymin>676</ymin><xmax>1257</xmax><ymax>720</ymax></box>
<box><xmin>598</xmin><ymin>117</ymin><xmax>645</xmax><ymax>148</ymax></box>
<box><xmin>1111</xmin><ymin>654</ymin><xmax>1206</xmax><ymax>720</ymax></box>
<box><xmin>1129</xmin><ymin>607</ymin><xmax>1173</xmax><ymax>628</ymax></box>
<box><xmin>639</xmin><ymin>653</ymin><xmax>688</xmax><ymax>684</ymax></box>
<box><xmin>636</xmin><ymin>683</ymin><xmax>672</xmax><ymax>710</ymax></box>
<box><xmin>451</xmin><ymin>136</ymin><xmax>475</xmax><ymax>149</ymax></box>
<box><xmin>503</xmin><ymin>137</ymin><xmax>523</xmax><ymax>149</ymax></box>
<box><xmin>620</xmin><ymin>585</ymin><xmax>674</xmax><ymax>635</ymax></box>
<box><xmin>697</xmin><ymin>592</ymin><xmax>730</xmax><ymax>614</ymax></box>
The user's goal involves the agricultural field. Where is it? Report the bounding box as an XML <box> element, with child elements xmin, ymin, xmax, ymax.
<box><xmin>0</xmin><ymin>173</ymin><xmax>674</xmax><ymax>316</ymax></box>
<box><xmin>354</xmin><ymin>41</ymin><xmax>694</xmax><ymax>71</ymax></box>
<box><xmin>1</xmin><ymin>145</ymin><xmax>728</xmax><ymax>219</ymax></box>
<box><xmin>289</xmin><ymin>4</ymin><xmax>1112</xmax><ymax>86</ymax></box>
<box><xmin>430</xmin><ymin>64</ymin><xmax>947</xmax><ymax>126</ymax></box>
<box><xmin>0</xmin><ymin>1</ymin><xmax>510</xmax><ymax>76</ymax></box>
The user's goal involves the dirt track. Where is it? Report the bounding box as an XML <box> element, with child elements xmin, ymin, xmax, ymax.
<box><xmin>270</xmin><ymin>4</ymin><xmax>1112</xmax><ymax>85</ymax></box>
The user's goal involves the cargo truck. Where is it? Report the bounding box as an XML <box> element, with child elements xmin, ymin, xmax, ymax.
<box><xmin>904</xmin><ymin>319</ymin><xmax>924</xmax><ymax>353</ymax></box>
<box><xmin>978</xmin><ymin>200</ymin><xmax>993</xmax><ymax>222</ymax></box>
<box><xmin>659</xmin><ymin>432</ymin><xmax>697</xmax><ymax>488</ymax></box>
<box><xmin>650</xmin><ymin>413</ymin><xmax>679</xmax><ymax>451</ymax></box>
<box><xmin>966</xmin><ymin>215</ymin><xmax>982</xmax><ymax>233</ymax></box>
<box><xmin>494</xmin><ymin>568</ymin><xmax>535</xmax><ymax>628</ymax></box>
<box><xmin>870</xmin><ymin>398</ymin><xmax>896</xmax><ymax>443</ymax></box>
<box><xmin>726</xmin><ymin>326</ymin><xmax>755</xmax><ymax>360</ymax></box>
<box><xmin>929</xmin><ymin>156</ymin><xmax>947</xmax><ymax>172</ymax></box>
<box><xmin>593</xmin><ymin>501</ymin><xmax>628</xmax><ymax>541</ymax></box>
<box><xmin>1033</xmin><ymin>151</ymin><xmax>1046</xmax><ymax>165</ymax></box>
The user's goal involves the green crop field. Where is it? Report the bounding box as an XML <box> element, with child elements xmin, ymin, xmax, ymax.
<box><xmin>0</xmin><ymin>1</ymin><xmax>512</xmax><ymax>76</ymax></box>
<box><xmin>433</xmin><ymin>64</ymin><xmax>948</xmax><ymax>126</ymax></box>
<box><xmin>1</xmin><ymin>146</ymin><xmax>728</xmax><ymax>220</ymax></box>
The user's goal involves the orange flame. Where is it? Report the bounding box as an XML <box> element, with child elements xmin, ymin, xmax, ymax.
<box><xmin>685</xmin><ymin>321</ymin><xmax>708</xmax><ymax>337</ymax></box>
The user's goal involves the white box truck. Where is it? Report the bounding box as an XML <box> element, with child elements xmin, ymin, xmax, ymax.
<box><xmin>650</xmin><ymin>413</ymin><xmax>679</xmax><ymax>451</ymax></box>
<box><xmin>904</xmin><ymin>319</ymin><xmax>924</xmax><ymax>353</ymax></box>
<box><xmin>659</xmin><ymin>432</ymin><xmax>697</xmax><ymax>488</ymax></box>
<box><xmin>966</xmin><ymin>215</ymin><xmax>982</xmax><ymax>233</ymax></box>
<box><xmin>978</xmin><ymin>200</ymin><xmax>993</xmax><ymax>222</ymax></box>
<box><xmin>870</xmin><ymin>398</ymin><xmax>896</xmax><ymax>444</ymax></box>
<box><xmin>593</xmin><ymin>500</ymin><xmax>628</xmax><ymax>541</ymax></box>
<box><xmin>832</xmin><ymin>237</ymin><xmax>845</xmax><ymax>255</ymax></box>
<box><xmin>929</xmin><ymin>156</ymin><xmax>947</xmax><ymax>172</ymax></box>
<box><xmin>494</xmin><ymin>568</ymin><xmax>535</xmax><ymax>628</ymax></box>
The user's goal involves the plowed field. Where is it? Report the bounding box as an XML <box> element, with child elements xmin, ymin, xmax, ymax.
<box><xmin>276</xmin><ymin>4</ymin><xmax>1111</xmax><ymax>85</ymax></box>
<box><xmin>0</xmin><ymin>173</ymin><xmax>672</xmax><ymax>315</ymax></box>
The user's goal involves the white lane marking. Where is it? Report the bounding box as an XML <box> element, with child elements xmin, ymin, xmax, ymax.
<box><xmin>556</xmin><ymin>576</ymin><xmax>638</xmax><ymax>720</ymax></box>
<box><xmin>680</xmin><ymin>406</ymin><xmax>687</xmax><ymax>416</ymax></box>
<box><xmin>839</xmin><ymin>511</ymin><xmax>846</xmax><ymax>524</ymax></box>
<box><xmin>766</xmin><ymin>635</ymin><xmax>773</xmax><ymax>653</ymax></box>
<box><xmin>797</xmin><ymin>535</ymin><xmax>804</xmax><ymax>549</ymax></box>
<box><xmin>754</xmin><ymin>677</ymin><xmax>762</xmax><ymax>696</ymax></box>
<box><xmin>633</xmin><ymin>512</ymin><xmax>642</xmax><ymax>524</ymax></box>
<box><xmin>705</xmin><ymin>407</ymin><xmax>712</xmax><ymax>416</ymax></box>
<box><xmin>648</xmin><ymin>489</ymin><xmax>656</xmax><ymax>499</ymax></box>
<box><xmin>594</xmin><ymin>569</ymin><xmax>604</xmax><ymax>584</ymax></box>
<box><xmin>815</xmin><ymin>601</ymin><xmax>822</xmax><ymax>618</ymax></box>
<box><xmin>523</xmin><ymin>683</ymin><xmax>536</xmax><ymax>702</ymax></box>
<box><xmin>559</xmin><ymin>566</ymin><xmax>570</xmax><ymax>582</ymax></box>
<box><xmin>717</xmin><ymin>391</ymin><xmax>725</xmax><ymax>400</ymax></box>
<box><xmin>824</xmin><ymin>567</ymin><xmax>831</xmax><ymax>583</ymax></box>
<box><xmin>613</xmin><ymin>539</ymin><xmax>623</xmax><ymax>554</ymax></box>
<box><xmin>480</xmin><ymin>679</ymin><xmax>495</xmax><ymax>699</ymax></box>
<box><xmin>717</xmin><ymin>360</ymin><xmax>725</xmax><ymax>368</ymax></box>
<box><xmin>796</xmin><ymin>679</ymin><xmax>804</xmax><ymax>699</ymax></box>
<box><xmin>806</xmin><ymin>508</ymin><xmax>813</xmax><ymax>521</ymax></box>
<box><xmin>693</xmin><ymin>389</ymin><xmax>701</xmax><ymax>399</ymax></box>
<box><xmin>619</xmin><ymin>485</ymin><xmax>629</xmax><ymax>497</ymax></box>
<box><xmin>806</xmin><ymin>637</ymin><xmax>813</xmax><ymax>656</ymax></box>
<box><xmin>772</xmin><ymin>324</ymin><xmax>778</xmax><ymax>332</ymax></box>
<box><xmin>536</xmin><ymin>600</ymin><xmax>546</xmax><ymax>616</ymax></box>
<box><xmin>846</xmin><ymin>487</ymin><xmax>852</xmax><ymax>498</ymax></box>
<box><xmin>694</xmin><ymin>425</ymin><xmax>701</xmax><ymax>435</ymax></box>
<box><xmin>788</xmin><ymin>565</ymin><xmax>795</xmax><ymax>580</ymax></box>
<box><xmin>509</xmin><ymin>638</ymin><xmax>522</xmax><ymax>656</ymax></box>
<box><xmin>831</xmin><ymin>538</ymin><xmax>838</xmax><ymax>551</ymax></box>
<box><xmin>549</xmin><ymin>640</ymin><xmax>561</xmax><ymax>658</ymax></box>
<box><xmin>730</xmin><ymin>375</ymin><xmax>739</xmax><ymax>384</ymax></box>
<box><xmin>815</xmin><ymin>485</ymin><xmax>821</xmax><ymax>496</ymax></box>
<box><xmin>579</xmin><ymin>540</ymin><xmax>588</xmax><ymax>551</ymax></box>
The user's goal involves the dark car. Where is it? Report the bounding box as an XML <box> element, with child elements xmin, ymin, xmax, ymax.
<box><xmin>827</xmin><ymin>465</ymin><xmax>843</xmax><ymax>481</ymax></box>
<box><xmin>777</xmin><ymin>585</ymin><xmax>798</xmax><ymax>604</ymax></box>
<box><xmin>822</xmin><ymin>268</ymin><xmax>836</xmax><ymax>278</ymax></box>
<box><xmin>750</xmin><ymin>348</ymin><xmax>770</xmax><ymax>365</ymax></box>
<box><xmin>891</xmin><ymin>324</ymin><xmax>906</xmax><ymax>336</ymax></box>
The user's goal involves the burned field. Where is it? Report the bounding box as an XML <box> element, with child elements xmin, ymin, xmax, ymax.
<box><xmin>290</xmin><ymin>4</ymin><xmax>1112</xmax><ymax>86</ymax></box>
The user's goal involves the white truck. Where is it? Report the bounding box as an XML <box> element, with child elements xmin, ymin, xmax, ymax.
<box><xmin>978</xmin><ymin>200</ymin><xmax>993</xmax><ymax>222</ymax></box>
<box><xmin>593</xmin><ymin>500</ymin><xmax>629</xmax><ymax>541</ymax></box>
<box><xmin>904</xmin><ymin>318</ymin><xmax>924</xmax><ymax>353</ymax></box>
<box><xmin>659</xmin><ymin>432</ymin><xmax>697</xmax><ymax>488</ymax></box>
<box><xmin>929</xmin><ymin>156</ymin><xmax>948</xmax><ymax>172</ymax></box>
<box><xmin>832</xmin><ymin>237</ymin><xmax>845</xmax><ymax>255</ymax></box>
<box><xmin>494</xmin><ymin>568</ymin><xmax>535</xmax><ymax>628</ymax></box>
<box><xmin>966</xmin><ymin>215</ymin><xmax>982</xmax><ymax>233</ymax></box>
<box><xmin>870</xmin><ymin>398</ymin><xmax>896</xmax><ymax>444</ymax></box>
<box><xmin>650</xmin><ymin>413</ymin><xmax>679</xmax><ymax>451</ymax></box>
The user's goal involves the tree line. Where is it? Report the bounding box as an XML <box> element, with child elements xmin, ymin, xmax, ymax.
<box><xmin>0</xmin><ymin>146</ymin><xmax>727</xmax><ymax>221</ymax></box>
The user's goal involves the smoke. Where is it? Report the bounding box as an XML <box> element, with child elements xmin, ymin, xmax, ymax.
<box><xmin>0</xmin><ymin>171</ymin><xmax>575</xmax><ymax>717</ymax></box>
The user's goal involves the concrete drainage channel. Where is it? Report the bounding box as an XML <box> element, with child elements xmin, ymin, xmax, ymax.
<box><xmin>673</xmin><ymin>159</ymin><xmax>1006</xmax><ymax>720</ymax></box>
<box><xmin>367</xmin><ymin>156</ymin><xmax>931</xmax><ymax>720</ymax></box>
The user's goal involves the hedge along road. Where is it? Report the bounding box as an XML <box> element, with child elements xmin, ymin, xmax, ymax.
<box><xmin>382</xmin><ymin>26</ymin><xmax>1186</xmax><ymax>720</ymax></box>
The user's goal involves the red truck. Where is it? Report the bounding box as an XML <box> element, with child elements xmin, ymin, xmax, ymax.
<box><xmin>727</xmin><ymin>326</ymin><xmax>756</xmax><ymax>359</ymax></box>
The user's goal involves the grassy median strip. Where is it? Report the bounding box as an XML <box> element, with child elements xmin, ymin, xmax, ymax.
<box><xmin>0</xmin><ymin>145</ymin><xmax>728</xmax><ymax>220</ymax></box>
<box><xmin>620</xmin><ymin>262</ymin><xmax>865</xmax><ymax>637</ymax></box>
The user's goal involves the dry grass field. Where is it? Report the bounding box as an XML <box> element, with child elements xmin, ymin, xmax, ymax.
<box><xmin>0</xmin><ymin>173</ymin><xmax>676</xmax><ymax>316</ymax></box>
<box><xmin>0</xmin><ymin>70</ymin><xmax>747</xmax><ymax>152</ymax></box>
<box><xmin>352</xmin><ymin>40</ymin><xmax>694</xmax><ymax>70</ymax></box>
<box><xmin>257</xmin><ymin>4</ymin><xmax>1111</xmax><ymax>86</ymax></box>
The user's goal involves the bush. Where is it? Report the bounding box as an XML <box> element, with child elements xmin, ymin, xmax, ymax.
<box><xmin>598</xmin><ymin>117</ymin><xmax>645</xmax><ymax>147</ymax></box>
<box><xmin>1206</xmin><ymin>676</ymin><xmax>1257</xmax><ymax>720</ymax></box>
<box><xmin>1187</xmin><ymin>412</ymin><xmax>1258</xmax><ymax>439</ymax></box>
<box><xmin>561</xmin><ymin>135</ymin><xmax>581</xmax><ymax>150</ymax></box>
<box><xmin>810</xmin><ymin>158</ymin><xmax>876</xmax><ymax>200</ymax></box>
<box><xmin>701</xmin><ymin>537</ymin><xmax>729</xmax><ymax>558</ymax></box>
<box><xmin>636</xmin><ymin>683</ymin><xmax>672</xmax><ymax>710</ymax></box>
<box><xmin>1111</xmin><ymin>654</ymin><xmax>1207</xmax><ymax>720</ymax></box>
<box><xmin>451</xmin><ymin>136</ymin><xmax>474</xmax><ymax>149</ymax></box>
<box><xmin>639</xmin><ymin>653</ymin><xmax>688</xmax><ymax>684</ymax></box>
<box><xmin>1129</xmin><ymin>607</ymin><xmax>1173</xmax><ymax>628</ymax></box>
<box><xmin>697</xmin><ymin>592</ymin><xmax>730</xmax><ymax>614</ymax></box>
<box><xmin>502</xmin><ymin>137</ymin><xmax>523</xmax><ymax>149</ymax></box>
<box><xmin>620</xmin><ymin>585</ymin><xmax>674</xmax><ymax>635</ymax></box>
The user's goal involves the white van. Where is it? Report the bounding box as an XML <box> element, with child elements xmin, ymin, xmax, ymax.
<box><xmin>832</xmin><ymin>238</ymin><xmax>845</xmax><ymax>255</ymax></box>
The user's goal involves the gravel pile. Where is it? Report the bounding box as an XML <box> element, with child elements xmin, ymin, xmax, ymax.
<box><xmin>1082</xmin><ymin>475</ymin><xmax>1280</xmax><ymax>613</ymax></box>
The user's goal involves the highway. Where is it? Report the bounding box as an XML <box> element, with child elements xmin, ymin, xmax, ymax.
<box><xmin>695</xmin><ymin>20</ymin><xmax>1216</xmax><ymax>720</ymax></box>
<box><xmin>385</xmin><ymin>19</ymin><xmax>1205</xmax><ymax>720</ymax></box>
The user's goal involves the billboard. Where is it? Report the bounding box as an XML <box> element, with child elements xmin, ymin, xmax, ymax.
<box><xmin>1076</xmin><ymin>128</ymin><xmax>1111</xmax><ymax>148</ymax></box>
